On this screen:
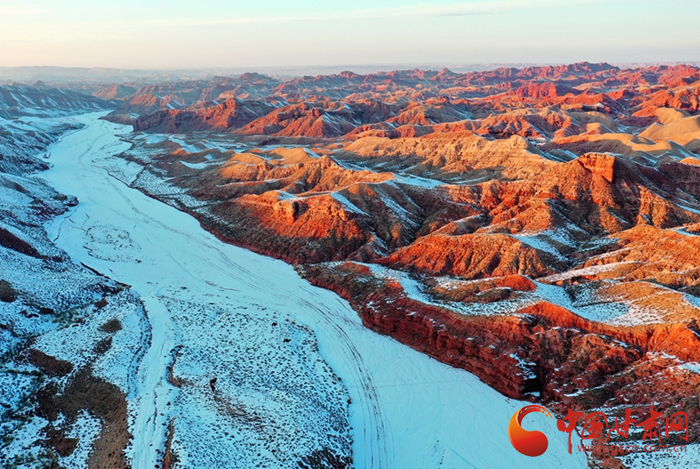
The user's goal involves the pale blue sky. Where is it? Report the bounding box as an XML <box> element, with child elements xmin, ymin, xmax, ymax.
<box><xmin>0</xmin><ymin>0</ymin><xmax>698</xmax><ymax>69</ymax></box>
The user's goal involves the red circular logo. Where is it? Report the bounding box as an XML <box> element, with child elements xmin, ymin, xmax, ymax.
<box><xmin>507</xmin><ymin>405</ymin><xmax>554</xmax><ymax>457</ymax></box>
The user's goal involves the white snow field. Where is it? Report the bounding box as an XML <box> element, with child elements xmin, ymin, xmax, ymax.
<box><xmin>43</xmin><ymin>113</ymin><xmax>588</xmax><ymax>469</ymax></box>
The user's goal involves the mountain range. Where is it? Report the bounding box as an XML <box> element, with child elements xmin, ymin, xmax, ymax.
<box><xmin>111</xmin><ymin>62</ymin><xmax>700</xmax><ymax>468</ymax></box>
<box><xmin>1</xmin><ymin>62</ymin><xmax>700</xmax><ymax>468</ymax></box>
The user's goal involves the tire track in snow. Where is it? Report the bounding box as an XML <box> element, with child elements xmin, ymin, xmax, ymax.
<box><xmin>299</xmin><ymin>295</ymin><xmax>392</xmax><ymax>469</ymax></box>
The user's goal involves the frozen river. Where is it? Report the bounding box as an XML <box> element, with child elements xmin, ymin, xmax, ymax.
<box><xmin>43</xmin><ymin>113</ymin><xmax>585</xmax><ymax>469</ymax></box>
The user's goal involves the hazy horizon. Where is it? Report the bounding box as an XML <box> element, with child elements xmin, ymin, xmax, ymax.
<box><xmin>1</xmin><ymin>0</ymin><xmax>698</xmax><ymax>70</ymax></box>
<box><xmin>2</xmin><ymin>60</ymin><xmax>700</xmax><ymax>85</ymax></box>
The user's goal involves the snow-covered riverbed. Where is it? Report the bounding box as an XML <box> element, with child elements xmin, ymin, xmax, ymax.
<box><xmin>43</xmin><ymin>113</ymin><xmax>587</xmax><ymax>469</ymax></box>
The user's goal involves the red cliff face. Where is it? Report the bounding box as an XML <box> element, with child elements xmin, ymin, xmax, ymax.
<box><xmin>300</xmin><ymin>262</ymin><xmax>700</xmax><ymax>442</ymax></box>
<box><xmin>577</xmin><ymin>153</ymin><xmax>616</xmax><ymax>182</ymax></box>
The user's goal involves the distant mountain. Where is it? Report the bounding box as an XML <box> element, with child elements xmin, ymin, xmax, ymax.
<box><xmin>0</xmin><ymin>82</ymin><xmax>112</xmax><ymax>119</ymax></box>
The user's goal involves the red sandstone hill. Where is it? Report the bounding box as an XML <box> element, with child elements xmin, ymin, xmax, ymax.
<box><xmin>513</xmin><ymin>81</ymin><xmax>578</xmax><ymax>99</ymax></box>
<box><xmin>385</xmin><ymin>99</ymin><xmax>470</xmax><ymax>126</ymax></box>
<box><xmin>118</xmin><ymin>63</ymin><xmax>700</xmax><ymax>465</ymax></box>
<box><xmin>109</xmin><ymin>75</ymin><xmax>281</xmax><ymax>116</ymax></box>
<box><xmin>133</xmin><ymin>98</ymin><xmax>276</xmax><ymax>133</ymax></box>
<box><xmin>235</xmin><ymin>102</ymin><xmax>358</xmax><ymax>138</ymax></box>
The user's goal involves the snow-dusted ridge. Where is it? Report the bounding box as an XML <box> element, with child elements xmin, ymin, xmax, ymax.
<box><xmin>0</xmin><ymin>104</ymin><xmax>150</xmax><ymax>468</ymax></box>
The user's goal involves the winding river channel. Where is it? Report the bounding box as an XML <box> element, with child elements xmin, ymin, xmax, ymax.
<box><xmin>42</xmin><ymin>113</ymin><xmax>584</xmax><ymax>469</ymax></box>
